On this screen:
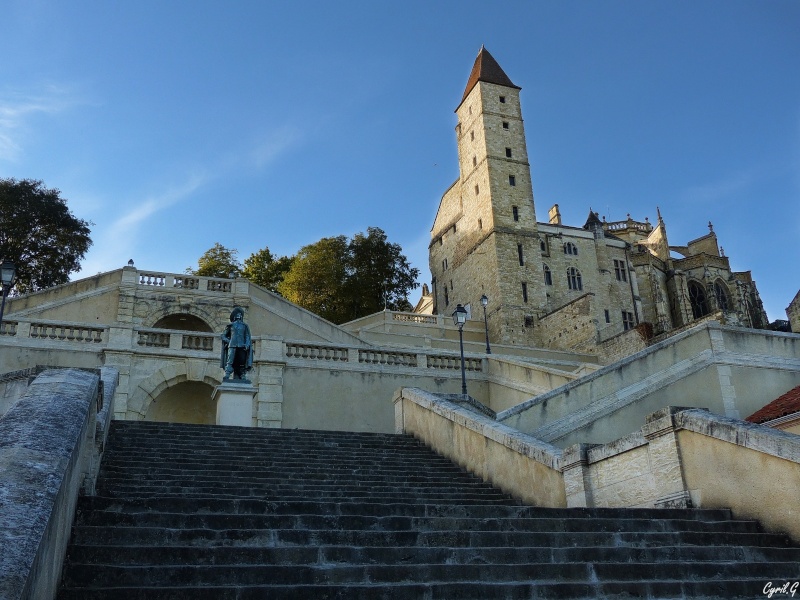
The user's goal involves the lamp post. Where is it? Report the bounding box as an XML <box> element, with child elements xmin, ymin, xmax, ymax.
<box><xmin>452</xmin><ymin>303</ymin><xmax>468</xmax><ymax>397</ymax></box>
<box><xmin>0</xmin><ymin>261</ymin><xmax>17</xmax><ymax>331</ymax></box>
<box><xmin>480</xmin><ymin>294</ymin><xmax>491</xmax><ymax>354</ymax></box>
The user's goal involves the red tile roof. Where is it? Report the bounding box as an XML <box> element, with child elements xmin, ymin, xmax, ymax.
<box><xmin>461</xmin><ymin>46</ymin><xmax>520</xmax><ymax>103</ymax></box>
<box><xmin>746</xmin><ymin>385</ymin><xmax>800</xmax><ymax>424</ymax></box>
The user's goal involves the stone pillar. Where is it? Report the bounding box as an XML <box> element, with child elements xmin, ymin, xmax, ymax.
<box><xmin>642</xmin><ymin>407</ymin><xmax>692</xmax><ymax>509</ymax></box>
<box><xmin>213</xmin><ymin>382</ymin><xmax>258</xmax><ymax>427</ymax></box>
<box><xmin>562</xmin><ymin>443</ymin><xmax>595</xmax><ymax>508</ymax></box>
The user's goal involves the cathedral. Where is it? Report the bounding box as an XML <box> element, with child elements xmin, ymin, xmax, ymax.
<box><xmin>425</xmin><ymin>47</ymin><xmax>768</xmax><ymax>355</ymax></box>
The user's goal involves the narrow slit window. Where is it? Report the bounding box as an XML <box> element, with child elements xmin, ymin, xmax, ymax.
<box><xmin>517</xmin><ymin>244</ymin><xmax>524</xmax><ymax>266</ymax></box>
<box><xmin>512</xmin><ymin>206</ymin><xmax>519</xmax><ymax>221</ymax></box>
<box><xmin>522</xmin><ymin>282</ymin><xmax>528</xmax><ymax>303</ymax></box>
<box><xmin>505</xmin><ymin>147</ymin><xmax>512</xmax><ymax>158</ymax></box>
<box><xmin>509</xmin><ymin>175</ymin><xmax>516</xmax><ymax>186</ymax></box>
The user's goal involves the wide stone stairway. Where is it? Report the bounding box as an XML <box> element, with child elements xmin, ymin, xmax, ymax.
<box><xmin>58</xmin><ymin>421</ymin><xmax>800</xmax><ymax>599</ymax></box>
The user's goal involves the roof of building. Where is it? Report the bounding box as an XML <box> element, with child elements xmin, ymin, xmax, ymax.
<box><xmin>583</xmin><ymin>210</ymin><xmax>603</xmax><ymax>230</ymax></box>
<box><xmin>461</xmin><ymin>46</ymin><xmax>520</xmax><ymax>103</ymax></box>
<box><xmin>746</xmin><ymin>385</ymin><xmax>800</xmax><ymax>424</ymax></box>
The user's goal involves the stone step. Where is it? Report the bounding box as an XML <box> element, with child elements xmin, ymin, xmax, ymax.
<box><xmin>59</xmin><ymin>560</ymin><xmax>800</xmax><ymax>588</ymax></box>
<box><xmin>74</xmin><ymin>509</ymin><xmax>764</xmax><ymax>535</ymax></box>
<box><xmin>70</xmin><ymin>524</ymin><xmax>792</xmax><ymax>549</ymax></box>
<box><xmin>65</xmin><ymin>542</ymin><xmax>800</xmax><ymax>567</ymax></box>
<box><xmin>77</xmin><ymin>495</ymin><xmax>737</xmax><ymax>522</ymax></box>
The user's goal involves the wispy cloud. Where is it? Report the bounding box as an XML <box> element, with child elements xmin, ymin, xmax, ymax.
<box><xmin>250</xmin><ymin>125</ymin><xmax>303</xmax><ymax>169</ymax></box>
<box><xmin>0</xmin><ymin>84</ymin><xmax>80</xmax><ymax>161</ymax></box>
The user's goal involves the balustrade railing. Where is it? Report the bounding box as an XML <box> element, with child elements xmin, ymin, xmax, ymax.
<box><xmin>286</xmin><ymin>343</ymin><xmax>349</xmax><ymax>361</ymax></box>
<box><xmin>182</xmin><ymin>333</ymin><xmax>215</xmax><ymax>351</ymax></box>
<box><xmin>0</xmin><ymin>321</ymin><xmax>17</xmax><ymax>336</ymax></box>
<box><xmin>206</xmin><ymin>280</ymin><xmax>232</xmax><ymax>292</ymax></box>
<box><xmin>392</xmin><ymin>313</ymin><xmax>437</xmax><ymax>324</ymax></box>
<box><xmin>174</xmin><ymin>276</ymin><xmax>199</xmax><ymax>289</ymax></box>
<box><xmin>358</xmin><ymin>349</ymin><xmax>417</xmax><ymax>367</ymax></box>
<box><xmin>137</xmin><ymin>271</ymin><xmax>232</xmax><ymax>293</ymax></box>
<box><xmin>427</xmin><ymin>353</ymin><xmax>483</xmax><ymax>372</ymax></box>
<box><xmin>137</xmin><ymin>330</ymin><xmax>170</xmax><ymax>348</ymax></box>
<box><xmin>29</xmin><ymin>323</ymin><xmax>104</xmax><ymax>343</ymax></box>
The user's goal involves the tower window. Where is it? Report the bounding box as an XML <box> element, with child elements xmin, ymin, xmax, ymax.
<box><xmin>613</xmin><ymin>259</ymin><xmax>627</xmax><ymax>282</ymax></box>
<box><xmin>478</xmin><ymin>218</ymin><xmax>483</xmax><ymax>229</ymax></box>
<box><xmin>605</xmin><ymin>309</ymin><xmax>610</xmax><ymax>323</ymax></box>
<box><xmin>622</xmin><ymin>311</ymin><xmax>635</xmax><ymax>331</ymax></box>
<box><xmin>714</xmin><ymin>280</ymin><xmax>730</xmax><ymax>311</ymax></box>
<box><xmin>509</xmin><ymin>175</ymin><xmax>516</xmax><ymax>186</ymax></box>
<box><xmin>517</xmin><ymin>244</ymin><xmax>524</xmax><ymax>266</ymax></box>
<box><xmin>567</xmin><ymin>267</ymin><xmax>582</xmax><ymax>291</ymax></box>
<box><xmin>512</xmin><ymin>206</ymin><xmax>519</xmax><ymax>221</ymax></box>
<box><xmin>499</xmin><ymin>96</ymin><xmax>506</xmax><ymax>103</ymax></box>
<box><xmin>442</xmin><ymin>258</ymin><xmax>448</xmax><ymax>271</ymax></box>
<box><xmin>502</xmin><ymin>121</ymin><xmax>509</xmax><ymax>129</ymax></box>
<box><xmin>564</xmin><ymin>242</ymin><xmax>578</xmax><ymax>256</ymax></box>
<box><xmin>472</xmin><ymin>156</ymin><xmax>477</xmax><ymax>167</ymax></box>
<box><xmin>444</xmin><ymin>287</ymin><xmax>449</xmax><ymax>307</ymax></box>
<box><xmin>522</xmin><ymin>282</ymin><xmax>528</xmax><ymax>303</ymax></box>
<box><xmin>505</xmin><ymin>147</ymin><xmax>512</xmax><ymax>158</ymax></box>
<box><xmin>540</xmin><ymin>238</ymin><xmax>548</xmax><ymax>254</ymax></box>
<box><xmin>543</xmin><ymin>264</ymin><xmax>552</xmax><ymax>286</ymax></box>
<box><xmin>689</xmin><ymin>281</ymin><xmax>709</xmax><ymax>319</ymax></box>
<box><xmin>475</xmin><ymin>185</ymin><xmax>480</xmax><ymax>195</ymax></box>
<box><xmin>470</xmin><ymin>130</ymin><xmax>474</xmax><ymax>141</ymax></box>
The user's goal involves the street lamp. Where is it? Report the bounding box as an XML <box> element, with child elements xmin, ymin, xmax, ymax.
<box><xmin>480</xmin><ymin>294</ymin><xmax>491</xmax><ymax>354</ymax></box>
<box><xmin>452</xmin><ymin>303</ymin><xmax>468</xmax><ymax>397</ymax></box>
<box><xmin>0</xmin><ymin>261</ymin><xmax>17</xmax><ymax>331</ymax></box>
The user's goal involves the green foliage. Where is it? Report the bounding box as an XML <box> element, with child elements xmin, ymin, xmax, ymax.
<box><xmin>278</xmin><ymin>227</ymin><xmax>419</xmax><ymax>324</ymax></box>
<box><xmin>278</xmin><ymin>236</ymin><xmax>350</xmax><ymax>323</ymax></box>
<box><xmin>242</xmin><ymin>247</ymin><xmax>293</xmax><ymax>293</ymax></box>
<box><xmin>0</xmin><ymin>178</ymin><xmax>93</xmax><ymax>294</ymax></box>
<box><xmin>188</xmin><ymin>243</ymin><xmax>242</xmax><ymax>278</ymax></box>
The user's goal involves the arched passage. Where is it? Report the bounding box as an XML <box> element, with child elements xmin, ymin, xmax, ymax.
<box><xmin>144</xmin><ymin>381</ymin><xmax>216</xmax><ymax>424</ymax></box>
<box><xmin>153</xmin><ymin>313</ymin><xmax>213</xmax><ymax>332</ymax></box>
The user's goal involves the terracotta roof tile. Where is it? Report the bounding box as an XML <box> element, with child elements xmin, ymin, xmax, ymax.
<box><xmin>461</xmin><ymin>46</ymin><xmax>520</xmax><ymax>103</ymax></box>
<box><xmin>746</xmin><ymin>385</ymin><xmax>800</xmax><ymax>424</ymax></box>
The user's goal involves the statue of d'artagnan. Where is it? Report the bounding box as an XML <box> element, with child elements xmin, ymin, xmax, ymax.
<box><xmin>220</xmin><ymin>307</ymin><xmax>253</xmax><ymax>382</ymax></box>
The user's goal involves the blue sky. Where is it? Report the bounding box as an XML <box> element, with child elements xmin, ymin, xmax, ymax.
<box><xmin>1</xmin><ymin>1</ymin><xmax>798</xmax><ymax>321</ymax></box>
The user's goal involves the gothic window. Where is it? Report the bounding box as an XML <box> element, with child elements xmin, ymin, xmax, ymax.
<box><xmin>622</xmin><ymin>311</ymin><xmax>635</xmax><ymax>331</ymax></box>
<box><xmin>509</xmin><ymin>175</ymin><xmax>516</xmax><ymax>186</ymax></box>
<box><xmin>613</xmin><ymin>259</ymin><xmax>627</xmax><ymax>282</ymax></box>
<box><xmin>564</xmin><ymin>242</ymin><xmax>578</xmax><ymax>256</ymax></box>
<box><xmin>517</xmin><ymin>244</ymin><xmax>524</xmax><ymax>266</ymax></box>
<box><xmin>688</xmin><ymin>281</ymin><xmax>710</xmax><ymax>319</ymax></box>
<box><xmin>522</xmin><ymin>282</ymin><xmax>528</xmax><ymax>303</ymax></box>
<box><xmin>540</xmin><ymin>238</ymin><xmax>548</xmax><ymax>254</ymax></box>
<box><xmin>567</xmin><ymin>267</ymin><xmax>582</xmax><ymax>291</ymax></box>
<box><xmin>512</xmin><ymin>206</ymin><xmax>519</xmax><ymax>221</ymax></box>
<box><xmin>543</xmin><ymin>264</ymin><xmax>552</xmax><ymax>286</ymax></box>
<box><xmin>714</xmin><ymin>280</ymin><xmax>730</xmax><ymax>311</ymax></box>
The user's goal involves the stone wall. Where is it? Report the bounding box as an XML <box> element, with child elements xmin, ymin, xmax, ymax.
<box><xmin>788</xmin><ymin>290</ymin><xmax>800</xmax><ymax>333</ymax></box>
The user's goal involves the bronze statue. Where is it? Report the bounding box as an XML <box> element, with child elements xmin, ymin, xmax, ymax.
<box><xmin>220</xmin><ymin>307</ymin><xmax>253</xmax><ymax>382</ymax></box>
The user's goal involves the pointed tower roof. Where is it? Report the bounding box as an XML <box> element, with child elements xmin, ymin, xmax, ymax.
<box><xmin>583</xmin><ymin>209</ymin><xmax>603</xmax><ymax>230</ymax></box>
<box><xmin>461</xmin><ymin>46</ymin><xmax>520</xmax><ymax>103</ymax></box>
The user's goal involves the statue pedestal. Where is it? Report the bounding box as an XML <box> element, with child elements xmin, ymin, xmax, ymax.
<box><xmin>213</xmin><ymin>382</ymin><xmax>257</xmax><ymax>427</ymax></box>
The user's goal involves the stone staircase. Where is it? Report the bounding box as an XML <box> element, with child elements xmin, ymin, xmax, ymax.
<box><xmin>58</xmin><ymin>420</ymin><xmax>800</xmax><ymax>599</ymax></box>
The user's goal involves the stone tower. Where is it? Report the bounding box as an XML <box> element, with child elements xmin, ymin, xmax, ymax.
<box><xmin>430</xmin><ymin>47</ymin><xmax>546</xmax><ymax>345</ymax></box>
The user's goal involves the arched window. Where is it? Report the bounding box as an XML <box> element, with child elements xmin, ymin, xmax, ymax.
<box><xmin>714</xmin><ymin>280</ymin><xmax>730</xmax><ymax>311</ymax></box>
<box><xmin>564</xmin><ymin>242</ymin><xmax>578</xmax><ymax>256</ymax></box>
<box><xmin>567</xmin><ymin>267</ymin><xmax>582</xmax><ymax>291</ymax></box>
<box><xmin>543</xmin><ymin>264</ymin><xmax>552</xmax><ymax>286</ymax></box>
<box><xmin>688</xmin><ymin>281</ymin><xmax>710</xmax><ymax>319</ymax></box>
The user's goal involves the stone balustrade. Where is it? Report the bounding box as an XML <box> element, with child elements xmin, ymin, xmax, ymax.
<box><xmin>137</xmin><ymin>271</ymin><xmax>233</xmax><ymax>293</ymax></box>
<box><xmin>392</xmin><ymin>313</ymin><xmax>438</xmax><ymax>324</ymax></box>
<box><xmin>427</xmin><ymin>353</ymin><xmax>483</xmax><ymax>372</ymax></box>
<box><xmin>358</xmin><ymin>349</ymin><xmax>417</xmax><ymax>367</ymax></box>
<box><xmin>137</xmin><ymin>330</ymin><xmax>170</xmax><ymax>348</ymax></box>
<box><xmin>181</xmin><ymin>333</ymin><xmax>216</xmax><ymax>351</ymax></box>
<box><xmin>285</xmin><ymin>343</ymin><xmax>349</xmax><ymax>362</ymax></box>
<box><xmin>29</xmin><ymin>322</ymin><xmax>105</xmax><ymax>343</ymax></box>
<box><xmin>0</xmin><ymin>320</ymin><xmax>17</xmax><ymax>336</ymax></box>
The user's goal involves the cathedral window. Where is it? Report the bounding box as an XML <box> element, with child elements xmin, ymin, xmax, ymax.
<box><xmin>564</xmin><ymin>242</ymin><xmax>578</xmax><ymax>256</ymax></box>
<box><xmin>614</xmin><ymin>259</ymin><xmax>627</xmax><ymax>282</ymax></box>
<box><xmin>499</xmin><ymin>96</ymin><xmax>506</xmax><ymax>103</ymax></box>
<box><xmin>543</xmin><ymin>264</ymin><xmax>552</xmax><ymax>286</ymax></box>
<box><xmin>505</xmin><ymin>147</ymin><xmax>512</xmax><ymax>158</ymax></box>
<box><xmin>503</xmin><ymin>121</ymin><xmax>509</xmax><ymax>129</ymax></box>
<box><xmin>567</xmin><ymin>267</ymin><xmax>582</xmax><ymax>291</ymax></box>
<box><xmin>509</xmin><ymin>175</ymin><xmax>516</xmax><ymax>186</ymax></box>
<box><xmin>522</xmin><ymin>282</ymin><xmax>528</xmax><ymax>303</ymax></box>
<box><xmin>714</xmin><ymin>280</ymin><xmax>730</xmax><ymax>311</ymax></box>
<box><xmin>512</xmin><ymin>206</ymin><xmax>519</xmax><ymax>221</ymax></box>
<box><xmin>517</xmin><ymin>244</ymin><xmax>524</xmax><ymax>266</ymax></box>
<box><xmin>688</xmin><ymin>281</ymin><xmax>710</xmax><ymax>319</ymax></box>
<box><xmin>622</xmin><ymin>311</ymin><xmax>635</xmax><ymax>330</ymax></box>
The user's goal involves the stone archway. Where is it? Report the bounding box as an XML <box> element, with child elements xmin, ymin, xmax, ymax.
<box><xmin>152</xmin><ymin>313</ymin><xmax>213</xmax><ymax>332</ymax></box>
<box><xmin>126</xmin><ymin>360</ymin><xmax>222</xmax><ymax>421</ymax></box>
<box><xmin>143</xmin><ymin>303</ymin><xmax>223</xmax><ymax>332</ymax></box>
<box><xmin>145</xmin><ymin>380</ymin><xmax>216</xmax><ymax>424</ymax></box>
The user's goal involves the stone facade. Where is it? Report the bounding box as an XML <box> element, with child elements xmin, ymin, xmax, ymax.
<box><xmin>788</xmin><ymin>289</ymin><xmax>800</xmax><ymax>333</ymax></box>
<box><xmin>426</xmin><ymin>48</ymin><xmax>768</xmax><ymax>359</ymax></box>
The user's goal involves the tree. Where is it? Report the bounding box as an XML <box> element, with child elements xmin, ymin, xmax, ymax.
<box><xmin>188</xmin><ymin>243</ymin><xmax>242</xmax><ymax>278</ymax></box>
<box><xmin>278</xmin><ymin>236</ymin><xmax>350</xmax><ymax>323</ymax></box>
<box><xmin>278</xmin><ymin>228</ymin><xmax>420</xmax><ymax>324</ymax></box>
<box><xmin>242</xmin><ymin>247</ymin><xmax>293</xmax><ymax>293</ymax></box>
<box><xmin>0</xmin><ymin>178</ymin><xmax>92</xmax><ymax>294</ymax></box>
